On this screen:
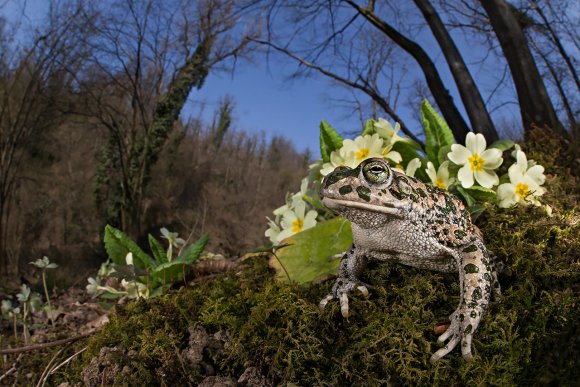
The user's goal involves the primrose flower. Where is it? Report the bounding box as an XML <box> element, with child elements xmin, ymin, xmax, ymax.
<box><xmin>30</xmin><ymin>256</ymin><xmax>58</xmax><ymax>269</ymax></box>
<box><xmin>1</xmin><ymin>299</ymin><xmax>13</xmax><ymax>315</ymax></box>
<box><xmin>160</xmin><ymin>228</ymin><xmax>185</xmax><ymax>247</ymax></box>
<box><xmin>374</xmin><ymin>118</ymin><xmax>404</xmax><ymax>144</ymax></box>
<box><xmin>121</xmin><ymin>279</ymin><xmax>149</xmax><ymax>299</ymax></box>
<box><xmin>320</xmin><ymin>148</ymin><xmax>357</xmax><ymax>176</ymax></box>
<box><xmin>448</xmin><ymin>132</ymin><xmax>502</xmax><ymax>188</ymax></box>
<box><xmin>341</xmin><ymin>133</ymin><xmax>385</xmax><ymax>162</ymax></box>
<box><xmin>497</xmin><ymin>157</ymin><xmax>546</xmax><ymax>208</ymax></box>
<box><xmin>276</xmin><ymin>201</ymin><xmax>317</xmax><ymax>242</ymax></box>
<box><xmin>426</xmin><ymin>161</ymin><xmax>455</xmax><ymax>189</ymax></box>
<box><xmin>393</xmin><ymin>158</ymin><xmax>422</xmax><ymax>177</ymax></box>
<box><xmin>510</xmin><ymin>150</ymin><xmax>545</xmax><ymax>186</ymax></box>
<box><xmin>265</xmin><ymin>216</ymin><xmax>282</xmax><ymax>244</ymax></box>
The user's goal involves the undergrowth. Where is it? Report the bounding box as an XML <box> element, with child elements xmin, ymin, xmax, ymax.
<box><xmin>7</xmin><ymin>130</ymin><xmax>578</xmax><ymax>386</ymax></box>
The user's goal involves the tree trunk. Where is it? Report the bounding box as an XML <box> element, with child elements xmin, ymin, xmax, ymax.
<box><xmin>346</xmin><ymin>1</ymin><xmax>471</xmax><ymax>144</ymax></box>
<box><xmin>413</xmin><ymin>0</ymin><xmax>499</xmax><ymax>143</ymax></box>
<box><xmin>480</xmin><ymin>0</ymin><xmax>566</xmax><ymax>137</ymax></box>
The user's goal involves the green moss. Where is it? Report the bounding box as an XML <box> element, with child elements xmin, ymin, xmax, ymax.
<box><xmin>51</xmin><ymin>133</ymin><xmax>578</xmax><ymax>385</ymax></box>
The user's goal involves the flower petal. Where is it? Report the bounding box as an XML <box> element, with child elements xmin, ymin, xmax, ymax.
<box><xmin>448</xmin><ymin>144</ymin><xmax>471</xmax><ymax>165</ymax></box>
<box><xmin>426</xmin><ymin>161</ymin><xmax>437</xmax><ymax>183</ymax></box>
<box><xmin>473</xmin><ymin>133</ymin><xmax>487</xmax><ymax>154</ymax></box>
<box><xmin>458</xmin><ymin>164</ymin><xmax>474</xmax><ymax>188</ymax></box>
<box><xmin>497</xmin><ymin>183</ymin><xmax>517</xmax><ymax>208</ymax></box>
<box><xmin>474</xmin><ymin>169</ymin><xmax>499</xmax><ymax>188</ymax></box>
<box><xmin>386</xmin><ymin>151</ymin><xmax>402</xmax><ymax>163</ymax></box>
<box><xmin>481</xmin><ymin>148</ymin><xmax>503</xmax><ymax>169</ymax></box>
<box><xmin>526</xmin><ymin>165</ymin><xmax>545</xmax><ymax>185</ymax></box>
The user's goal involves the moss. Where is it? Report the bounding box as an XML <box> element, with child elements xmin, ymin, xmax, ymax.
<box><xmin>51</xmin><ymin>132</ymin><xmax>578</xmax><ymax>386</ymax></box>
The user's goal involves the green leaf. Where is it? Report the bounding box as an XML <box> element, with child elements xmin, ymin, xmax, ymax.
<box><xmin>271</xmin><ymin>217</ymin><xmax>352</xmax><ymax>284</ymax></box>
<box><xmin>176</xmin><ymin>234</ymin><xmax>209</xmax><ymax>264</ymax></box>
<box><xmin>467</xmin><ymin>203</ymin><xmax>488</xmax><ymax>221</ymax></box>
<box><xmin>453</xmin><ymin>185</ymin><xmax>476</xmax><ymax>207</ymax></box>
<box><xmin>489</xmin><ymin>139</ymin><xmax>515</xmax><ymax>151</ymax></box>
<box><xmin>151</xmin><ymin>234</ymin><xmax>208</xmax><ymax>285</ymax></box>
<box><xmin>148</xmin><ymin>234</ymin><xmax>167</xmax><ymax>264</ymax></box>
<box><xmin>361</xmin><ymin>119</ymin><xmax>376</xmax><ymax>136</ymax></box>
<box><xmin>104</xmin><ymin>225</ymin><xmax>155</xmax><ymax>269</ymax></box>
<box><xmin>421</xmin><ymin>100</ymin><xmax>456</xmax><ymax>167</ymax></box>
<box><xmin>392</xmin><ymin>141</ymin><xmax>423</xmax><ymax>165</ymax></box>
<box><xmin>464</xmin><ymin>186</ymin><xmax>497</xmax><ymax>202</ymax></box>
<box><xmin>437</xmin><ymin>144</ymin><xmax>452</xmax><ymax>166</ymax></box>
<box><xmin>319</xmin><ymin>120</ymin><xmax>343</xmax><ymax>163</ymax></box>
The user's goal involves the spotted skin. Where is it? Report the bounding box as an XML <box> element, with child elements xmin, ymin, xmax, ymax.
<box><xmin>319</xmin><ymin>158</ymin><xmax>502</xmax><ymax>362</ymax></box>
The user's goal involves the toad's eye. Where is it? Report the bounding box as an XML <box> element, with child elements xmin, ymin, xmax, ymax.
<box><xmin>362</xmin><ymin>159</ymin><xmax>391</xmax><ymax>185</ymax></box>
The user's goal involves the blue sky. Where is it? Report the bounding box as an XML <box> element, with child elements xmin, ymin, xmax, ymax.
<box><xmin>4</xmin><ymin>0</ymin><xmax>574</xmax><ymax>156</ymax></box>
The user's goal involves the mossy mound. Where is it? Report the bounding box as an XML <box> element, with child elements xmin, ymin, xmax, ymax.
<box><xmin>54</xmin><ymin>133</ymin><xmax>578</xmax><ymax>386</ymax></box>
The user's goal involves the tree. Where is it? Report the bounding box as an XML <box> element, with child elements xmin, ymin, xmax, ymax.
<box><xmin>0</xmin><ymin>4</ymin><xmax>89</xmax><ymax>273</ymax></box>
<box><xmin>82</xmin><ymin>0</ymin><xmax>256</xmax><ymax>238</ymax></box>
<box><xmin>480</xmin><ymin>0</ymin><xmax>566</xmax><ymax>137</ymax></box>
<box><xmin>413</xmin><ymin>0</ymin><xmax>498</xmax><ymax>142</ymax></box>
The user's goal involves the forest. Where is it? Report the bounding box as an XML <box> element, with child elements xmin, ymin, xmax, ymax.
<box><xmin>0</xmin><ymin>0</ymin><xmax>578</xmax><ymax>385</ymax></box>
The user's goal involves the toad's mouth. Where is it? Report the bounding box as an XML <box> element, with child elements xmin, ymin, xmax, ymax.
<box><xmin>322</xmin><ymin>197</ymin><xmax>403</xmax><ymax>217</ymax></box>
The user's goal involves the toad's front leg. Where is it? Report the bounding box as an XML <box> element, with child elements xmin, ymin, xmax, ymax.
<box><xmin>431</xmin><ymin>240</ymin><xmax>495</xmax><ymax>362</ymax></box>
<box><xmin>319</xmin><ymin>244</ymin><xmax>370</xmax><ymax>317</ymax></box>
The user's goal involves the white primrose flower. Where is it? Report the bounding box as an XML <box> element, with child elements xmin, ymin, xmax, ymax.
<box><xmin>341</xmin><ymin>133</ymin><xmax>385</xmax><ymax>162</ymax></box>
<box><xmin>393</xmin><ymin>158</ymin><xmax>421</xmax><ymax>177</ymax></box>
<box><xmin>276</xmin><ymin>200</ymin><xmax>317</xmax><ymax>242</ymax></box>
<box><xmin>511</xmin><ymin>150</ymin><xmax>545</xmax><ymax>186</ymax></box>
<box><xmin>374</xmin><ymin>118</ymin><xmax>404</xmax><ymax>144</ymax></box>
<box><xmin>121</xmin><ymin>279</ymin><xmax>149</xmax><ymax>299</ymax></box>
<box><xmin>320</xmin><ymin>149</ymin><xmax>358</xmax><ymax>176</ymax></box>
<box><xmin>1</xmin><ymin>299</ymin><xmax>13</xmax><ymax>315</ymax></box>
<box><xmin>448</xmin><ymin>132</ymin><xmax>503</xmax><ymax>188</ymax></box>
<box><xmin>426</xmin><ymin>161</ymin><xmax>455</xmax><ymax>189</ymax></box>
<box><xmin>265</xmin><ymin>216</ymin><xmax>282</xmax><ymax>244</ymax></box>
<box><xmin>497</xmin><ymin>159</ymin><xmax>546</xmax><ymax>208</ymax></box>
<box><xmin>30</xmin><ymin>256</ymin><xmax>58</xmax><ymax>269</ymax></box>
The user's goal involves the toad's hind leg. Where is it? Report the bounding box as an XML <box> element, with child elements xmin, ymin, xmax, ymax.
<box><xmin>431</xmin><ymin>239</ymin><xmax>493</xmax><ymax>362</ymax></box>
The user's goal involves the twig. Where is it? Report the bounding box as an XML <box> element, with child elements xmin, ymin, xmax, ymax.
<box><xmin>39</xmin><ymin>347</ymin><xmax>87</xmax><ymax>387</ymax></box>
<box><xmin>0</xmin><ymin>331</ymin><xmax>97</xmax><ymax>354</ymax></box>
<box><xmin>37</xmin><ymin>348</ymin><xmax>65</xmax><ymax>387</ymax></box>
<box><xmin>0</xmin><ymin>354</ymin><xmax>22</xmax><ymax>382</ymax></box>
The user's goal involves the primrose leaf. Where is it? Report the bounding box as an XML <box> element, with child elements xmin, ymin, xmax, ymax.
<box><xmin>319</xmin><ymin>120</ymin><xmax>343</xmax><ymax>163</ymax></box>
<box><xmin>421</xmin><ymin>99</ymin><xmax>455</xmax><ymax>168</ymax></box>
<box><xmin>464</xmin><ymin>186</ymin><xmax>497</xmax><ymax>202</ymax></box>
<box><xmin>453</xmin><ymin>185</ymin><xmax>476</xmax><ymax>208</ymax></box>
<box><xmin>271</xmin><ymin>217</ymin><xmax>352</xmax><ymax>284</ymax></box>
<box><xmin>104</xmin><ymin>225</ymin><xmax>155</xmax><ymax>269</ymax></box>
<box><xmin>392</xmin><ymin>141</ymin><xmax>423</xmax><ymax>166</ymax></box>
<box><xmin>361</xmin><ymin>119</ymin><xmax>376</xmax><ymax>136</ymax></box>
<box><xmin>148</xmin><ymin>234</ymin><xmax>167</xmax><ymax>264</ymax></box>
<box><xmin>467</xmin><ymin>203</ymin><xmax>488</xmax><ymax>221</ymax></box>
<box><xmin>176</xmin><ymin>234</ymin><xmax>209</xmax><ymax>264</ymax></box>
<box><xmin>489</xmin><ymin>139</ymin><xmax>515</xmax><ymax>151</ymax></box>
<box><xmin>151</xmin><ymin>234</ymin><xmax>208</xmax><ymax>285</ymax></box>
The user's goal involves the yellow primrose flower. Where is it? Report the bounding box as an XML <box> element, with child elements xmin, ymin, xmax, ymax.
<box><xmin>426</xmin><ymin>161</ymin><xmax>455</xmax><ymax>189</ymax></box>
<box><xmin>447</xmin><ymin>132</ymin><xmax>503</xmax><ymax>188</ymax></box>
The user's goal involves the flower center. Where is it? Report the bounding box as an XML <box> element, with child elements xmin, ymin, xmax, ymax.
<box><xmin>515</xmin><ymin>182</ymin><xmax>530</xmax><ymax>199</ymax></box>
<box><xmin>435</xmin><ymin>178</ymin><xmax>446</xmax><ymax>189</ymax></box>
<box><xmin>468</xmin><ymin>153</ymin><xmax>484</xmax><ymax>171</ymax></box>
<box><xmin>356</xmin><ymin>148</ymin><xmax>369</xmax><ymax>160</ymax></box>
<box><xmin>291</xmin><ymin>217</ymin><xmax>304</xmax><ymax>233</ymax></box>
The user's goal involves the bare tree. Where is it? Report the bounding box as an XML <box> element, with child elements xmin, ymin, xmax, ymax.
<box><xmin>480</xmin><ymin>0</ymin><xmax>566</xmax><ymax>137</ymax></box>
<box><xmin>413</xmin><ymin>0</ymin><xmax>498</xmax><ymax>142</ymax></box>
<box><xmin>81</xmin><ymin>0</ymin><xmax>257</xmax><ymax>237</ymax></box>
<box><xmin>0</xmin><ymin>3</ymin><xmax>89</xmax><ymax>273</ymax></box>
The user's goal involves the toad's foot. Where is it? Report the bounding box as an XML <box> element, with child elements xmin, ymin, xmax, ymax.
<box><xmin>319</xmin><ymin>278</ymin><xmax>370</xmax><ymax>318</ymax></box>
<box><xmin>430</xmin><ymin>304</ymin><xmax>483</xmax><ymax>362</ymax></box>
